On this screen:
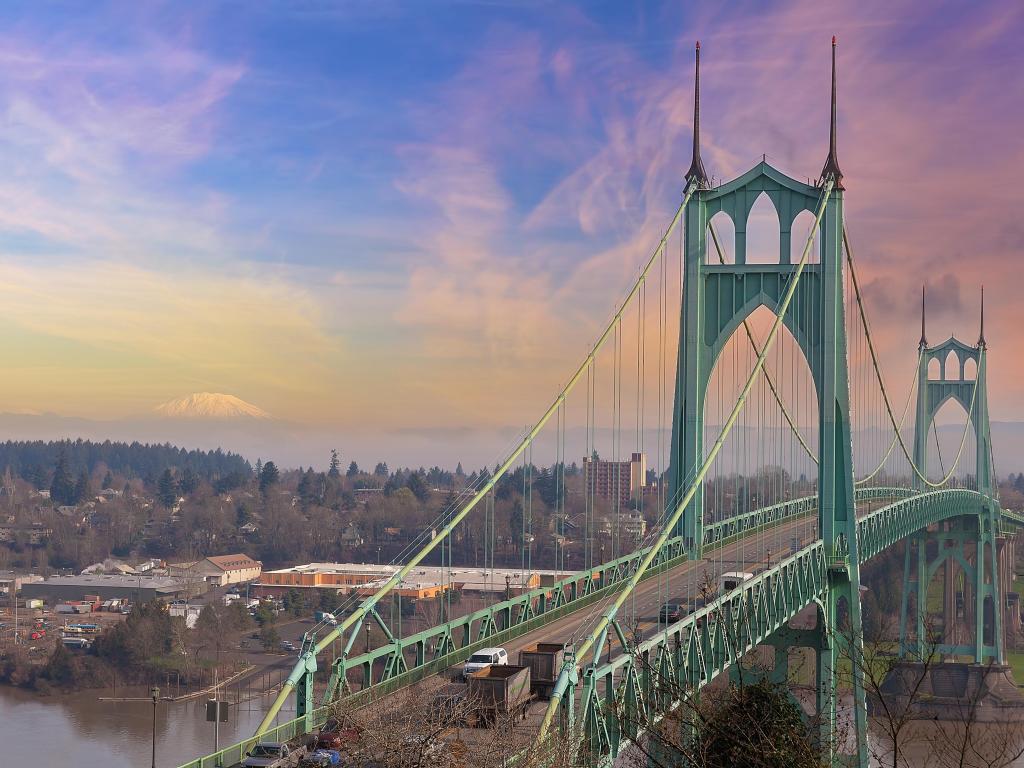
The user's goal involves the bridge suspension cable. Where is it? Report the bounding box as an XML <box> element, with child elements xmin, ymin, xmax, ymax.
<box><xmin>253</xmin><ymin>180</ymin><xmax>703</xmax><ymax>737</ymax></box>
<box><xmin>536</xmin><ymin>177</ymin><xmax>835</xmax><ymax>744</ymax></box>
<box><xmin>844</xmin><ymin>227</ymin><xmax>981</xmax><ymax>487</ymax></box>
<box><xmin>852</xmin><ymin>352</ymin><xmax>919</xmax><ymax>485</ymax></box>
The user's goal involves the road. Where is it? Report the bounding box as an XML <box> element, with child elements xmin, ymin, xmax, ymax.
<box><xmin>373</xmin><ymin>510</ymin><xmax>828</xmax><ymax>755</ymax></box>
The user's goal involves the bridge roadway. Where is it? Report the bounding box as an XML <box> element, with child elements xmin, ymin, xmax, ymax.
<box><xmin>189</xmin><ymin>496</ymin><xmax>907</xmax><ymax>768</ymax></box>
<box><xmin>375</xmin><ymin>500</ymin><xmax>888</xmax><ymax>756</ymax></box>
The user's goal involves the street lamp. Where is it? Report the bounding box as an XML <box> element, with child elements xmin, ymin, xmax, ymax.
<box><xmin>150</xmin><ymin>686</ymin><xmax>160</xmax><ymax>768</ymax></box>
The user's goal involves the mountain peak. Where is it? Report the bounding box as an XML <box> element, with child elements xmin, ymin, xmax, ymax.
<box><xmin>154</xmin><ymin>392</ymin><xmax>270</xmax><ymax>421</ymax></box>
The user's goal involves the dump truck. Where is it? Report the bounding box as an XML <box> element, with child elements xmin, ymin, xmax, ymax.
<box><xmin>467</xmin><ymin>664</ymin><xmax>532</xmax><ymax>725</ymax></box>
<box><xmin>518</xmin><ymin>642</ymin><xmax>564</xmax><ymax>699</ymax></box>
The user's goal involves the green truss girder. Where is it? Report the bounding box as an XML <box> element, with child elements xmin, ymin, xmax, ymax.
<box><xmin>568</xmin><ymin>488</ymin><xmax>1006</xmax><ymax>765</ymax></box>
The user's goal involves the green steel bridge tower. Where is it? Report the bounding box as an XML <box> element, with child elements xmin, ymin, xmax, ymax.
<box><xmin>666</xmin><ymin>36</ymin><xmax>869</xmax><ymax>766</ymax></box>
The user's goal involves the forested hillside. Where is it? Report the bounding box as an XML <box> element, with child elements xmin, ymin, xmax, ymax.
<box><xmin>0</xmin><ymin>439</ymin><xmax>250</xmax><ymax>488</ymax></box>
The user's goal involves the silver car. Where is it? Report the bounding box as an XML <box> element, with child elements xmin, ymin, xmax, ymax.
<box><xmin>242</xmin><ymin>742</ymin><xmax>303</xmax><ymax>768</ymax></box>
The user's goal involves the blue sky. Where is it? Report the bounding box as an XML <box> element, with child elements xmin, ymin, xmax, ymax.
<box><xmin>0</xmin><ymin>0</ymin><xmax>1020</xmax><ymax>459</ymax></box>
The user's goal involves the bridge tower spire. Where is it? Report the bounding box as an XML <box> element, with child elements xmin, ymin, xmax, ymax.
<box><xmin>979</xmin><ymin>285</ymin><xmax>986</xmax><ymax>348</ymax></box>
<box><xmin>920</xmin><ymin>285</ymin><xmax>928</xmax><ymax>349</ymax></box>
<box><xmin>685</xmin><ymin>41</ymin><xmax>709</xmax><ymax>187</ymax></box>
<box><xmin>820</xmin><ymin>36</ymin><xmax>844</xmax><ymax>189</ymax></box>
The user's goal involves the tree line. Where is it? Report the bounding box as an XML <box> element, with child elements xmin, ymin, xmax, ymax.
<box><xmin>1</xmin><ymin>439</ymin><xmax>250</xmax><ymax>491</ymax></box>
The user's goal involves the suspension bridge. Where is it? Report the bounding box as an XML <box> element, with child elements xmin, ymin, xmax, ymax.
<box><xmin>180</xmin><ymin>38</ymin><xmax>1021</xmax><ymax>768</ymax></box>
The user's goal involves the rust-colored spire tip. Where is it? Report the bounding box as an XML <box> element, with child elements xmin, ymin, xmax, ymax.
<box><xmin>696</xmin><ymin>40</ymin><xmax>700</xmax><ymax>51</ymax></box>
<box><xmin>832</xmin><ymin>35</ymin><xmax>837</xmax><ymax>46</ymax></box>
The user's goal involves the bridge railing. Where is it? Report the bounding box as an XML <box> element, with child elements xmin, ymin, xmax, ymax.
<box><xmin>575</xmin><ymin>539</ymin><xmax>830</xmax><ymax>759</ymax></box>
<box><xmin>558</xmin><ymin>487</ymin><xmax>1003</xmax><ymax>763</ymax></box>
<box><xmin>174</xmin><ymin>487</ymin><xmax>915</xmax><ymax>768</ymax></box>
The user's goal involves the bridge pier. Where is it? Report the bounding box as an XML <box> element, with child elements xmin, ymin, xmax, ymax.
<box><xmin>899</xmin><ymin>513</ymin><xmax>1002</xmax><ymax>664</ymax></box>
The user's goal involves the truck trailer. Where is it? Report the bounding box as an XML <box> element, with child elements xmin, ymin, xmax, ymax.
<box><xmin>467</xmin><ymin>664</ymin><xmax>533</xmax><ymax>726</ymax></box>
<box><xmin>518</xmin><ymin>642</ymin><xmax>564</xmax><ymax>699</ymax></box>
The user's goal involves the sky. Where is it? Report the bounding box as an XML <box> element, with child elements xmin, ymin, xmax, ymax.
<box><xmin>0</xmin><ymin>0</ymin><xmax>1020</xmax><ymax>468</ymax></box>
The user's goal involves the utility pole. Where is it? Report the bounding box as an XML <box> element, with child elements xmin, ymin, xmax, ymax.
<box><xmin>150</xmin><ymin>686</ymin><xmax>160</xmax><ymax>768</ymax></box>
<box><xmin>213</xmin><ymin>662</ymin><xmax>220</xmax><ymax>752</ymax></box>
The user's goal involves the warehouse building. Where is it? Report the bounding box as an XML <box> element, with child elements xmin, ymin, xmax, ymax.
<box><xmin>167</xmin><ymin>553</ymin><xmax>262</xmax><ymax>586</ymax></box>
<box><xmin>254</xmin><ymin>562</ymin><xmax>568</xmax><ymax>599</ymax></box>
<box><xmin>21</xmin><ymin>574</ymin><xmax>200</xmax><ymax>604</ymax></box>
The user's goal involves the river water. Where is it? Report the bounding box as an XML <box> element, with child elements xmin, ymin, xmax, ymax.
<box><xmin>0</xmin><ymin>684</ymin><xmax>287</xmax><ymax>768</ymax></box>
<box><xmin>3</xmin><ymin>683</ymin><xmax>1024</xmax><ymax>768</ymax></box>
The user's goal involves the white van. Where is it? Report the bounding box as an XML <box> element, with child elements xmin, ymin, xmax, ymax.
<box><xmin>718</xmin><ymin>571</ymin><xmax>753</xmax><ymax>593</ymax></box>
<box><xmin>462</xmin><ymin>647</ymin><xmax>509</xmax><ymax>679</ymax></box>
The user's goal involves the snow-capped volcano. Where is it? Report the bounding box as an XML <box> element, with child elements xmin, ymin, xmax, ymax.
<box><xmin>154</xmin><ymin>393</ymin><xmax>271</xmax><ymax>420</ymax></box>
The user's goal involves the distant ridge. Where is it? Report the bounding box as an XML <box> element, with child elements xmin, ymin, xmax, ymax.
<box><xmin>155</xmin><ymin>392</ymin><xmax>271</xmax><ymax>420</ymax></box>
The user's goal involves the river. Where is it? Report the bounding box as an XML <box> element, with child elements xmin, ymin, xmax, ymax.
<box><xmin>0</xmin><ymin>683</ymin><xmax>288</xmax><ymax>768</ymax></box>
<box><xmin>3</xmin><ymin>684</ymin><xmax>1024</xmax><ymax>768</ymax></box>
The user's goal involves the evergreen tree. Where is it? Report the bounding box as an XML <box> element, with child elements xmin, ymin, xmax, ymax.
<box><xmin>328</xmin><ymin>449</ymin><xmax>341</xmax><ymax>478</ymax></box>
<box><xmin>406</xmin><ymin>472</ymin><xmax>430</xmax><ymax>503</ymax></box>
<box><xmin>101</xmin><ymin>470</ymin><xmax>114</xmax><ymax>490</ymax></box>
<box><xmin>73</xmin><ymin>470</ymin><xmax>90</xmax><ymax>504</ymax></box>
<box><xmin>455</xmin><ymin>462</ymin><xmax>464</xmax><ymax>477</ymax></box>
<box><xmin>157</xmin><ymin>469</ymin><xmax>178</xmax><ymax>508</ymax></box>
<box><xmin>346</xmin><ymin>461</ymin><xmax>359</xmax><ymax>478</ymax></box>
<box><xmin>179</xmin><ymin>467</ymin><xmax>199</xmax><ymax>495</ymax></box>
<box><xmin>259</xmin><ymin>461</ymin><xmax>280</xmax><ymax>495</ymax></box>
<box><xmin>50</xmin><ymin>450</ymin><xmax>76</xmax><ymax>506</ymax></box>
<box><xmin>374</xmin><ymin>462</ymin><xmax>389</xmax><ymax>477</ymax></box>
<box><xmin>297</xmin><ymin>467</ymin><xmax>318</xmax><ymax>508</ymax></box>
<box><xmin>509</xmin><ymin>499</ymin><xmax>524</xmax><ymax>548</ymax></box>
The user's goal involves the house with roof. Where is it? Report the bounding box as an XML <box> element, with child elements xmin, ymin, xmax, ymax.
<box><xmin>168</xmin><ymin>553</ymin><xmax>262</xmax><ymax>586</ymax></box>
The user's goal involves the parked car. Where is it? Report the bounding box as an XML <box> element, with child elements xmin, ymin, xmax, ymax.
<box><xmin>659</xmin><ymin>602</ymin><xmax>683</xmax><ymax>623</ymax></box>
<box><xmin>280</xmin><ymin>640</ymin><xmax>297</xmax><ymax>652</ymax></box>
<box><xmin>241</xmin><ymin>742</ymin><xmax>303</xmax><ymax>767</ymax></box>
<box><xmin>315</xmin><ymin>717</ymin><xmax>362</xmax><ymax>751</ymax></box>
<box><xmin>462</xmin><ymin>647</ymin><xmax>509</xmax><ymax>679</ymax></box>
<box><xmin>299</xmin><ymin>749</ymin><xmax>340</xmax><ymax>768</ymax></box>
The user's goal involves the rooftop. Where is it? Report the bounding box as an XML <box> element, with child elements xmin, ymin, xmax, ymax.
<box><xmin>33</xmin><ymin>574</ymin><xmax>188</xmax><ymax>590</ymax></box>
<box><xmin>205</xmin><ymin>554</ymin><xmax>261</xmax><ymax>571</ymax></box>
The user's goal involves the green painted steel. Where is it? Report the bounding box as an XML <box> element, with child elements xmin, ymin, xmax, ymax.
<box><xmin>668</xmin><ymin>162</ymin><xmax>830</xmax><ymax>558</ymax></box>
<box><xmin>662</xmin><ymin>148</ymin><xmax>868</xmax><ymax>765</ymax></box>
<box><xmin>900</xmin><ymin>332</ymin><xmax>1002</xmax><ymax>665</ymax></box>
<box><xmin>569</xmin><ymin>489</ymin><xmax>1009</xmax><ymax>766</ymax></box>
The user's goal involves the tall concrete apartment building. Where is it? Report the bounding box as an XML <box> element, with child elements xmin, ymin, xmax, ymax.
<box><xmin>582</xmin><ymin>452</ymin><xmax>647</xmax><ymax>507</ymax></box>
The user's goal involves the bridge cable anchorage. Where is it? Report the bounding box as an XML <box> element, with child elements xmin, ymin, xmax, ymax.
<box><xmin>708</xmin><ymin>221</ymin><xmax>818</xmax><ymax>464</ymax></box>
<box><xmin>535</xmin><ymin>178</ymin><xmax>836</xmax><ymax>746</ymax></box>
<box><xmin>252</xmin><ymin>179</ymin><xmax>703</xmax><ymax>737</ymax></box>
<box><xmin>844</xmin><ymin>226</ymin><xmax>981</xmax><ymax>487</ymax></box>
